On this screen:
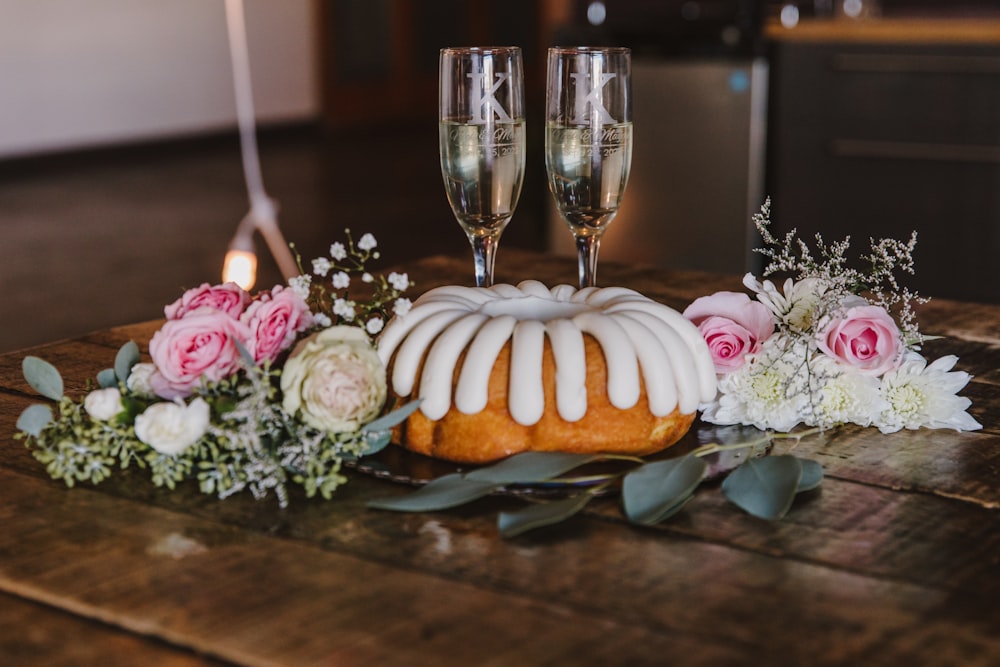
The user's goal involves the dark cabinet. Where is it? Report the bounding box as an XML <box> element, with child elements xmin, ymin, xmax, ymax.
<box><xmin>766</xmin><ymin>26</ymin><xmax>1000</xmax><ymax>303</ymax></box>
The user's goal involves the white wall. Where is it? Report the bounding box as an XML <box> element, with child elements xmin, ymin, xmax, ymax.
<box><xmin>0</xmin><ymin>0</ymin><xmax>319</xmax><ymax>158</ymax></box>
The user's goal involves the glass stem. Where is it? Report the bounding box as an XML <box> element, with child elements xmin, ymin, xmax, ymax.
<box><xmin>575</xmin><ymin>234</ymin><xmax>602</xmax><ymax>288</ymax></box>
<box><xmin>471</xmin><ymin>232</ymin><xmax>500</xmax><ymax>287</ymax></box>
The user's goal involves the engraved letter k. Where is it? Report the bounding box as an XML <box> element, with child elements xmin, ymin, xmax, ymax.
<box><xmin>468</xmin><ymin>72</ymin><xmax>512</xmax><ymax>123</ymax></box>
<box><xmin>570</xmin><ymin>72</ymin><xmax>616</xmax><ymax>124</ymax></box>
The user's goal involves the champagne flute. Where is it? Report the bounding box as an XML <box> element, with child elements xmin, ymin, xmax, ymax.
<box><xmin>545</xmin><ymin>47</ymin><xmax>632</xmax><ymax>288</ymax></box>
<box><xmin>439</xmin><ymin>46</ymin><xmax>526</xmax><ymax>287</ymax></box>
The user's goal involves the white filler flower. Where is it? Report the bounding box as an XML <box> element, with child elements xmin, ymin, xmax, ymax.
<box><xmin>135</xmin><ymin>398</ymin><xmax>211</xmax><ymax>456</ymax></box>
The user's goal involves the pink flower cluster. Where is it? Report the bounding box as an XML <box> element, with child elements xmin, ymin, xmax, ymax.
<box><xmin>684</xmin><ymin>291</ymin><xmax>903</xmax><ymax>377</ymax></box>
<box><xmin>149</xmin><ymin>282</ymin><xmax>314</xmax><ymax>399</ymax></box>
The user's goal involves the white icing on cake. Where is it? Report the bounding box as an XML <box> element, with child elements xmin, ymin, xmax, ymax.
<box><xmin>377</xmin><ymin>280</ymin><xmax>716</xmax><ymax>426</ymax></box>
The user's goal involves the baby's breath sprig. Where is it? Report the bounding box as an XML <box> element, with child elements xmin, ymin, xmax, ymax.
<box><xmin>752</xmin><ymin>198</ymin><xmax>927</xmax><ymax>346</ymax></box>
<box><xmin>291</xmin><ymin>230</ymin><xmax>414</xmax><ymax>337</ymax></box>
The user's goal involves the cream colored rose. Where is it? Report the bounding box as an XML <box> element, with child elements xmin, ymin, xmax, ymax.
<box><xmin>84</xmin><ymin>387</ymin><xmax>124</xmax><ymax>421</ymax></box>
<box><xmin>280</xmin><ymin>326</ymin><xmax>387</xmax><ymax>434</ymax></box>
<box><xmin>135</xmin><ymin>398</ymin><xmax>210</xmax><ymax>456</ymax></box>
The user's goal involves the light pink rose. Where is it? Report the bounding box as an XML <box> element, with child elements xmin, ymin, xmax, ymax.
<box><xmin>242</xmin><ymin>285</ymin><xmax>314</xmax><ymax>364</ymax></box>
<box><xmin>165</xmin><ymin>282</ymin><xmax>250</xmax><ymax>320</ymax></box>
<box><xmin>684</xmin><ymin>291</ymin><xmax>775</xmax><ymax>373</ymax></box>
<box><xmin>149</xmin><ymin>310</ymin><xmax>252</xmax><ymax>399</ymax></box>
<box><xmin>817</xmin><ymin>305</ymin><xmax>903</xmax><ymax>376</ymax></box>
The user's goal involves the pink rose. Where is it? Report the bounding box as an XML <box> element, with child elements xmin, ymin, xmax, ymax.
<box><xmin>243</xmin><ymin>285</ymin><xmax>314</xmax><ymax>364</ymax></box>
<box><xmin>817</xmin><ymin>305</ymin><xmax>902</xmax><ymax>376</ymax></box>
<box><xmin>149</xmin><ymin>310</ymin><xmax>252</xmax><ymax>399</ymax></box>
<box><xmin>165</xmin><ymin>282</ymin><xmax>250</xmax><ymax>320</ymax></box>
<box><xmin>684</xmin><ymin>291</ymin><xmax>775</xmax><ymax>373</ymax></box>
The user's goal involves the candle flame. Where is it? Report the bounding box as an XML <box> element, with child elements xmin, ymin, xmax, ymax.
<box><xmin>223</xmin><ymin>249</ymin><xmax>257</xmax><ymax>290</ymax></box>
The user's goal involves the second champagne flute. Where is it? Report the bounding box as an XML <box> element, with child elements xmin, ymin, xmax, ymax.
<box><xmin>439</xmin><ymin>46</ymin><xmax>526</xmax><ymax>287</ymax></box>
<box><xmin>545</xmin><ymin>47</ymin><xmax>632</xmax><ymax>288</ymax></box>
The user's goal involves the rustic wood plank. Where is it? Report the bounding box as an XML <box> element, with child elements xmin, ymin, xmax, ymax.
<box><xmin>0</xmin><ymin>591</ymin><xmax>226</xmax><ymax>666</ymax></box>
<box><xmin>0</xmin><ymin>468</ymin><xmax>748</xmax><ymax>666</ymax></box>
<box><xmin>2</xmin><ymin>467</ymin><xmax>997</xmax><ymax>666</ymax></box>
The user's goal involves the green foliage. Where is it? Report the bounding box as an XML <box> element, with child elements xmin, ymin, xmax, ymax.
<box><xmin>499</xmin><ymin>493</ymin><xmax>595</xmax><ymax>538</ymax></box>
<box><xmin>22</xmin><ymin>356</ymin><xmax>63</xmax><ymax>401</ymax></box>
<box><xmin>622</xmin><ymin>455</ymin><xmax>707</xmax><ymax>525</ymax></box>
<box><xmin>115</xmin><ymin>341</ymin><xmax>140</xmax><ymax>382</ymax></box>
<box><xmin>369</xmin><ymin>434</ymin><xmax>825</xmax><ymax>538</ymax></box>
<box><xmin>721</xmin><ymin>455</ymin><xmax>821</xmax><ymax>520</ymax></box>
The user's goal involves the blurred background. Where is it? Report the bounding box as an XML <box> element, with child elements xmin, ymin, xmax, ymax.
<box><xmin>1</xmin><ymin>0</ymin><xmax>998</xmax><ymax>352</ymax></box>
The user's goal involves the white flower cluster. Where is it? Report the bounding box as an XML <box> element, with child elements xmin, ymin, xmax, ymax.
<box><xmin>688</xmin><ymin>203</ymin><xmax>981</xmax><ymax>435</ymax></box>
<box><xmin>701</xmin><ymin>278</ymin><xmax>981</xmax><ymax>433</ymax></box>
<box><xmin>304</xmin><ymin>231</ymin><xmax>411</xmax><ymax>337</ymax></box>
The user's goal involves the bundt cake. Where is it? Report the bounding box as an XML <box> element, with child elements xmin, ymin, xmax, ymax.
<box><xmin>376</xmin><ymin>280</ymin><xmax>716</xmax><ymax>463</ymax></box>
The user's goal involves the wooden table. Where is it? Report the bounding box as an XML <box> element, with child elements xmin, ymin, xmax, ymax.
<box><xmin>1</xmin><ymin>250</ymin><xmax>997</xmax><ymax>666</ymax></box>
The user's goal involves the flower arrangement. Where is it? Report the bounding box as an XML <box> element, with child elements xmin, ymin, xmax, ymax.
<box><xmin>16</xmin><ymin>231</ymin><xmax>420</xmax><ymax>507</ymax></box>
<box><xmin>683</xmin><ymin>200</ymin><xmax>981</xmax><ymax>434</ymax></box>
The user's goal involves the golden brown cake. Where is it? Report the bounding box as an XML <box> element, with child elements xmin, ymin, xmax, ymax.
<box><xmin>376</xmin><ymin>280</ymin><xmax>717</xmax><ymax>464</ymax></box>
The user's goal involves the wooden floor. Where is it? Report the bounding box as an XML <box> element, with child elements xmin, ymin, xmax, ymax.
<box><xmin>0</xmin><ymin>123</ymin><xmax>549</xmax><ymax>353</ymax></box>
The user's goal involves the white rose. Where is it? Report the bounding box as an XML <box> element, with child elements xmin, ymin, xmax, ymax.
<box><xmin>126</xmin><ymin>362</ymin><xmax>156</xmax><ymax>397</ymax></box>
<box><xmin>280</xmin><ymin>325</ymin><xmax>386</xmax><ymax>434</ymax></box>
<box><xmin>135</xmin><ymin>398</ymin><xmax>210</xmax><ymax>456</ymax></box>
<box><xmin>84</xmin><ymin>387</ymin><xmax>124</xmax><ymax>421</ymax></box>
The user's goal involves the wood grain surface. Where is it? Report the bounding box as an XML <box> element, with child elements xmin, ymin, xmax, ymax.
<box><xmin>1</xmin><ymin>252</ymin><xmax>996</xmax><ymax>666</ymax></box>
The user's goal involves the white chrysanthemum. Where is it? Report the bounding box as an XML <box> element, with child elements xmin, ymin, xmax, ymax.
<box><xmin>815</xmin><ymin>358</ymin><xmax>887</xmax><ymax>427</ymax></box>
<box><xmin>743</xmin><ymin>274</ymin><xmax>829</xmax><ymax>333</ymax></box>
<box><xmin>312</xmin><ymin>257</ymin><xmax>332</xmax><ymax>277</ymax></box>
<box><xmin>329</xmin><ymin>242</ymin><xmax>347</xmax><ymax>261</ymax></box>
<box><xmin>702</xmin><ymin>344</ymin><xmax>809</xmax><ymax>432</ymax></box>
<box><xmin>357</xmin><ymin>233</ymin><xmax>377</xmax><ymax>251</ymax></box>
<box><xmin>876</xmin><ymin>354</ymin><xmax>981</xmax><ymax>433</ymax></box>
<box><xmin>332</xmin><ymin>271</ymin><xmax>350</xmax><ymax>289</ymax></box>
<box><xmin>388</xmin><ymin>271</ymin><xmax>409</xmax><ymax>291</ymax></box>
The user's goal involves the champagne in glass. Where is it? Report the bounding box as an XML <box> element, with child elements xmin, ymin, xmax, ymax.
<box><xmin>545</xmin><ymin>47</ymin><xmax>632</xmax><ymax>288</ymax></box>
<box><xmin>439</xmin><ymin>47</ymin><xmax>525</xmax><ymax>287</ymax></box>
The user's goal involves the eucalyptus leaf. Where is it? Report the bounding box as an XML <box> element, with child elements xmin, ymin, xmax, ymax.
<box><xmin>722</xmin><ymin>455</ymin><xmax>803</xmax><ymax>521</ymax></box>
<box><xmin>114</xmin><ymin>341</ymin><xmax>140</xmax><ymax>382</ymax></box>
<box><xmin>367</xmin><ymin>473</ymin><xmax>498</xmax><ymax>512</ymax></box>
<box><xmin>360</xmin><ymin>430</ymin><xmax>392</xmax><ymax>456</ymax></box>
<box><xmin>234</xmin><ymin>339</ymin><xmax>256</xmax><ymax>369</ymax></box>
<box><xmin>622</xmin><ymin>455</ymin><xmax>708</xmax><ymax>525</ymax></box>
<box><xmin>17</xmin><ymin>404</ymin><xmax>53</xmax><ymax>436</ymax></box>
<box><xmin>362</xmin><ymin>399</ymin><xmax>423</xmax><ymax>434</ymax></box>
<box><xmin>465</xmin><ymin>452</ymin><xmax>602</xmax><ymax>485</ymax></box>
<box><xmin>97</xmin><ymin>368</ymin><xmax>118</xmax><ymax>389</ymax></box>
<box><xmin>498</xmin><ymin>493</ymin><xmax>594</xmax><ymax>538</ymax></box>
<box><xmin>797</xmin><ymin>458</ymin><xmax>824</xmax><ymax>492</ymax></box>
<box><xmin>22</xmin><ymin>356</ymin><xmax>63</xmax><ymax>401</ymax></box>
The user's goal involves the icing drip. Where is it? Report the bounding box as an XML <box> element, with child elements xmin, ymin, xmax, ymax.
<box><xmin>376</xmin><ymin>280</ymin><xmax>716</xmax><ymax>424</ymax></box>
